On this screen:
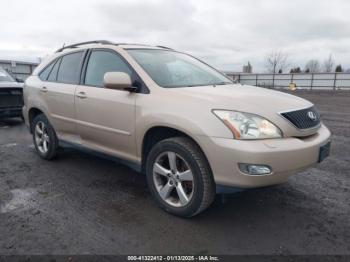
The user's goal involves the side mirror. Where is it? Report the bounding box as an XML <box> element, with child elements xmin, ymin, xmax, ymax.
<box><xmin>16</xmin><ymin>77</ymin><xmax>24</xmax><ymax>83</ymax></box>
<box><xmin>103</xmin><ymin>72</ymin><xmax>136</xmax><ymax>92</ymax></box>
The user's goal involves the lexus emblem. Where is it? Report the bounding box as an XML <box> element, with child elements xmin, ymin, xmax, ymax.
<box><xmin>307</xmin><ymin>111</ymin><xmax>318</xmax><ymax>121</ymax></box>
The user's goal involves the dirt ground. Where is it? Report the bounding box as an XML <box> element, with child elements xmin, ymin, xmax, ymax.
<box><xmin>0</xmin><ymin>90</ymin><xmax>349</xmax><ymax>255</ymax></box>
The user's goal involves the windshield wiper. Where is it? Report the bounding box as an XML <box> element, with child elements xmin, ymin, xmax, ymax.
<box><xmin>212</xmin><ymin>82</ymin><xmax>232</xmax><ymax>86</ymax></box>
<box><xmin>174</xmin><ymin>82</ymin><xmax>232</xmax><ymax>88</ymax></box>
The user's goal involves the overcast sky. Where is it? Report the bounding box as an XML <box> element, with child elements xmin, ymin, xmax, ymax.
<box><xmin>1</xmin><ymin>0</ymin><xmax>350</xmax><ymax>72</ymax></box>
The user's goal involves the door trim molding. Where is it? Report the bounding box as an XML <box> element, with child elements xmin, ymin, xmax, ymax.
<box><xmin>51</xmin><ymin>114</ymin><xmax>131</xmax><ymax>136</ymax></box>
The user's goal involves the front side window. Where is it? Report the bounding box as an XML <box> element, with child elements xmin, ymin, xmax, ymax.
<box><xmin>0</xmin><ymin>68</ymin><xmax>15</xmax><ymax>82</ymax></box>
<box><xmin>127</xmin><ymin>49</ymin><xmax>232</xmax><ymax>88</ymax></box>
<box><xmin>57</xmin><ymin>52</ymin><xmax>84</xmax><ymax>84</ymax></box>
<box><xmin>85</xmin><ymin>50</ymin><xmax>132</xmax><ymax>87</ymax></box>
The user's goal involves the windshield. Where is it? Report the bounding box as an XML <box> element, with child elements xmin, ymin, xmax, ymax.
<box><xmin>127</xmin><ymin>49</ymin><xmax>232</xmax><ymax>88</ymax></box>
<box><xmin>0</xmin><ymin>68</ymin><xmax>15</xmax><ymax>82</ymax></box>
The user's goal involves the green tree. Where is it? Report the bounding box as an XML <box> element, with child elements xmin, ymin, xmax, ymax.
<box><xmin>335</xmin><ymin>64</ymin><xmax>343</xmax><ymax>72</ymax></box>
<box><xmin>290</xmin><ymin>67</ymin><xmax>301</xmax><ymax>73</ymax></box>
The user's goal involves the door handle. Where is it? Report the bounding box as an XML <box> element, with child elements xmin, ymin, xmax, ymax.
<box><xmin>76</xmin><ymin>92</ymin><xmax>87</xmax><ymax>99</ymax></box>
<box><xmin>41</xmin><ymin>87</ymin><xmax>48</xmax><ymax>93</ymax></box>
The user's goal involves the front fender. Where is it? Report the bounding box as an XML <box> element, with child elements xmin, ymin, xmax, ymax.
<box><xmin>135</xmin><ymin>113</ymin><xmax>208</xmax><ymax>158</ymax></box>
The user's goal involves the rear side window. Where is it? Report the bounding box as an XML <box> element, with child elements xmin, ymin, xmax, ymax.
<box><xmin>85</xmin><ymin>50</ymin><xmax>132</xmax><ymax>87</ymax></box>
<box><xmin>57</xmin><ymin>52</ymin><xmax>84</xmax><ymax>84</ymax></box>
<box><xmin>47</xmin><ymin>58</ymin><xmax>61</xmax><ymax>82</ymax></box>
<box><xmin>39</xmin><ymin>61</ymin><xmax>56</xmax><ymax>81</ymax></box>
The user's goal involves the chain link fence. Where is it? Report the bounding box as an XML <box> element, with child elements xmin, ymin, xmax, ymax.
<box><xmin>226</xmin><ymin>73</ymin><xmax>350</xmax><ymax>90</ymax></box>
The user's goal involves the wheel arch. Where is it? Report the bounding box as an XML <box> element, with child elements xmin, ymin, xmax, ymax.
<box><xmin>140</xmin><ymin>125</ymin><xmax>212</xmax><ymax>175</ymax></box>
<box><xmin>28</xmin><ymin>107</ymin><xmax>45</xmax><ymax>133</ymax></box>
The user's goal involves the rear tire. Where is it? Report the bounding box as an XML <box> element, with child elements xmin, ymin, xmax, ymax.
<box><xmin>32</xmin><ymin>114</ymin><xmax>58</xmax><ymax>160</ymax></box>
<box><xmin>146</xmin><ymin>137</ymin><xmax>216</xmax><ymax>217</ymax></box>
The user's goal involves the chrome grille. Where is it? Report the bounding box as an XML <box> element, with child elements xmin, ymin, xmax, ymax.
<box><xmin>281</xmin><ymin>106</ymin><xmax>320</xmax><ymax>129</ymax></box>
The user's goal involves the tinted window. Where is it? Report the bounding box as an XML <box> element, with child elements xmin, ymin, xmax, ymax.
<box><xmin>48</xmin><ymin>58</ymin><xmax>61</xmax><ymax>82</ymax></box>
<box><xmin>85</xmin><ymin>50</ymin><xmax>132</xmax><ymax>87</ymax></box>
<box><xmin>57</xmin><ymin>52</ymin><xmax>84</xmax><ymax>84</ymax></box>
<box><xmin>39</xmin><ymin>61</ymin><xmax>55</xmax><ymax>81</ymax></box>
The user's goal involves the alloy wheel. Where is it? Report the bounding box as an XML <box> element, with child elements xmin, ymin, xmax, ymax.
<box><xmin>153</xmin><ymin>151</ymin><xmax>194</xmax><ymax>207</ymax></box>
<box><xmin>34</xmin><ymin>121</ymin><xmax>50</xmax><ymax>154</ymax></box>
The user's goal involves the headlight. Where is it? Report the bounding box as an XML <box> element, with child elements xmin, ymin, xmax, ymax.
<box><xmin>213</xmin><ymin>110</ymin><xmax>282</xmax><ymax>140</ymax></box>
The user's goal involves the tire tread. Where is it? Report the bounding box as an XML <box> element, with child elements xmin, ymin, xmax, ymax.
<box><xmin>32</xmin><ymin>114</ymin><xmax>59</xmax><ymax>160</ymax></box>
<box><xmin>169</xmin><ymin>137</ymin><xmax>215</xmax><ymax>216</ymax></box>
<box><xmin>147</xmin><ymin>136</ymin><xmax>216</xmax><ymax>217</ymax></box>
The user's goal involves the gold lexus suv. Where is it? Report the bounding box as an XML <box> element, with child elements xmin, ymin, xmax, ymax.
<box><xmin>23</xmin><ymin>40</ymin><xmax>331</xmax><ymax>217</ymax></box>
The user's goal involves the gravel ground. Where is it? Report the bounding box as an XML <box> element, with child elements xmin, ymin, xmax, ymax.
<box><xmin>0</xmin><ymin>90</ymin><xmax>349</xmax><ymax>255</ymax></box>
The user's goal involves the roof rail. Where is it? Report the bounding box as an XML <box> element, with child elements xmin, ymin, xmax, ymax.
<box><xmin>55</xmin><ymin>40</ymin><xmax>173</xmax><ymax>53</ymax></box>
<box><xmin>115</xmin><ymin>43</ymin><xmax>172</xmax><ymax>49</ymax></box>
<box><xmin>114</xmin><ymin>43</ymin><xmax>151</xmax><ymax>46</ymax></box>
<box><xmin>55</xmin><ymin>40</ymin><xmax>114</xmax><ymax>53</ymax></box>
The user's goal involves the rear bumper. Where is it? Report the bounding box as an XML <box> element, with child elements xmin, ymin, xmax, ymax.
<box><xmin>0</xmin><ymin>106</ymin><xmax>23</xmax><ymax>118</ymax></box>
<box><xmin>196</xmin><ymin>124</ymin><xmax>331</xmax><ymax>188</ymax></box>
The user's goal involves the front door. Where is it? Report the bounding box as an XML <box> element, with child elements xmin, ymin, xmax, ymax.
<box><xmin>75</xmin><ymin>49</ymin><xmax>137</xmax><ymax>162</ymax></box>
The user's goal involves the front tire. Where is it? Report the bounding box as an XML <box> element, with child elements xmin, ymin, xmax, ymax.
<box><xmin>32</xmin><ymin>114</ymin><xmax>58</xmax><ymax>160</ymax></box>
<box><xmin>146</xmin><ymin>137</ymin><xmax>216</xmax><ymax>217</ymax></box>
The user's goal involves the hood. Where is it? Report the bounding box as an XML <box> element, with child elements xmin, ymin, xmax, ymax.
<box><xmin>0</xmin><ymin>81</ymin><xmax>24</xmax><ymax>88</ymax></box>
<box><xmin>171</xmin><ymin>84</ymin><xmax>312</xmax><ymax>111</ymax></box>
<box><xmin>170</xmin><ymin>84</ymin><xmax>317</xmax><ymax>137</ymax></box>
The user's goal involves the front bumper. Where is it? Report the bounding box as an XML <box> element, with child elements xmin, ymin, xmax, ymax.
<box><xmin>0</xmin><ymin>106</ymin><xmax>23</xmax><ymax>119</ymax></box>
<box><xmin>22</xmin><ymin>105</ymin><xmax>29</xmax><ymax>126</ymax></box>
<box><xmin>196</xmin><ymin>124</ymin><xmax>331</xmax><ymax>188</ymax></box>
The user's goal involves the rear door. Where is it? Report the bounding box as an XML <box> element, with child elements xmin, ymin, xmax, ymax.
<box><xmin>75</xmin><ymin>49</ymin><xmax>137</xmax><ymax>161</ymax></box>
<box><xmin>42</xmin><ymin>51</ymin><xmax>85</xmax><ymax>140</ymax></box>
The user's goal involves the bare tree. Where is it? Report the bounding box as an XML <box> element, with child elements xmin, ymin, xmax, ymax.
<box><xmin>304</xmin><ymin>59</ymin><xmax>320</xmax><ymax>73</ymax></box>
<box><xmin>323</xmin><ymin>54</ymin><xmax>335</xmax><ymax>73</ymax></box>
<box><xmin>265</xmin><ymin>50</ymin><xmax>289</xmax><ymax>74</ymax></box>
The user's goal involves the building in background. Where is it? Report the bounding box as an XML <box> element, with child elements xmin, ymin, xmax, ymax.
<box><xmin>242</xmin><ymin>62</ymin><xmax>253</xmax><ymax>73</ymax></box>
<box><xmin>0</xmin><ymin>59</ymin><xmax>39</xmax><ymax>81</ymax></box>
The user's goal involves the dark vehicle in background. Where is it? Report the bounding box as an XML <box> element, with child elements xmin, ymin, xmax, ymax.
<box><xmin>0</xmin><ymin>68</ymin><xmax>24</xmax><ymax>119</ymax></box>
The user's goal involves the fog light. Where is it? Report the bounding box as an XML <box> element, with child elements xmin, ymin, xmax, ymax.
<box><xmin>238</xmin><ymin>163</ymin><xmax>272</xmax><ymax>176</ymax></box>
